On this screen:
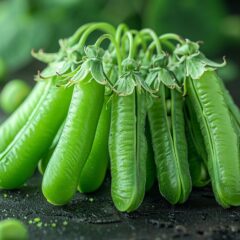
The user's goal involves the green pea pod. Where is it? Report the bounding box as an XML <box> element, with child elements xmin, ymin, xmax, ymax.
<box><xmin>145</xmin><ymin>120</ymin><xmax>156</xmax><ymax>192</ymax></box>
<box><xmin>0</xmin><ymin>81</ymin><xmax>47</xmax><ymax>152</ymax></box>
<box><xmin>38</xmin><ymin>123</ymin><xmax>65</xmax><ymax>175</ymax></box>
<box><xmin>185</xmin><ymin>101</ymin><xmax>208</xmax><ymax>166</ymax></box>
<box><xmin>230</xmin><ymin>115</ymin><xmax>240</xmax><ymax>154</ymax></box>
<box><xmin>0</xmin><ymin>79</ymin><xmax>73</xmax><ymax>189</ymax></box>
<box><xmin>42</xmin><ymin>77</ymin><xmax>104</xmax><ymax>205</ymax></box>
<box><xmin>218</xmin><ymin>77</ymin><xmax>240</xmax><ymax>127</ymax></box>
<box><xmin>148</xmin><ymin>84</ymin><xmax>192</xmax><ymax>204</ymax></box>
<box><xmin>109</xmin><ymin>90</ymin><xmax>147</xmax><ymax>212</ymax></box>
<box><xmin>0</xmin><ymin>79</ymin><xmax>31</xmax><ymax>114</ymax></box>
<box><xmin>78</xmin><ymin>97</ymin><xmax>111</xmax><ymax>193</ymax></box>
<box><xmin>186</xmin><ymin>70</ymin><xmax>240</xmax><ymax>207</ymax></box>
<box><xmin>185</xmin><ymin>111</ymin><xmax>210</xmax><ymax>187</ymax></box>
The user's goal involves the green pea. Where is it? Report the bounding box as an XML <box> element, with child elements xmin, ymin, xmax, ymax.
<box><xmin>186</xmin><ymin>70</ymin><xmax>240</xmax><ymax>207</ymax></box>
<box><xmin>109</xmin><ymin>90</ymin><xmax>147</xmax><ymax>212</ymax></box>
<box><xmin>218</xmin><ymin>76</ymin><xmax>240</xmax><ymax>127</ymax></box>
<box><xmin>148</xmin><ymin>84</ymin><xmax>192</xmax><ymax>204</ymax></box>
<box><xmin>185</xmin><ymin>108</ymin><xmax>209</xmax><ymax>187</ymax></box>
<box><xmin>145</xmin><ymin>120</ymin><xmax>156</xmax><ymax>192</ymax></box>
<box><xmin>0</xmin><ymin>80</ymin><xmax>31</xmax><ymax>114</ymax></box>
<box><xmin>166</xmin><ymin>99</ymin><xmax>171</xmax><ymax>115</ymax></box>
<box><xmin>0</xmin><ymin>78</ymin><xmax>73</xmax><ymax>189</ymax></box>
<box><xmin>42</xmin><ymin>76</ymin><xmax>104</xmax><ymax>205</ymax></box>
<box><xmin>78</xmin><ymin>97</ymin><xmax>111</xmax><ymax>193</ymax></box>
<box><xmin>0</xmin><ymin>219</ymin><xmax>29</xmax><ymax>240</ymax></box>
<box><xmin>185</xmin><ymin>100</ymin><xmax>208</xmax><ymax>166</ymax></box>
<box><xmin>38</xmin><ymin>123</ymin><xmax>65</xmax><ymax>175</ymax></box>
<box><xmin>0</xmin><ymin>81</ymin><xmax>47</xmax><ymax>152</ymax></box>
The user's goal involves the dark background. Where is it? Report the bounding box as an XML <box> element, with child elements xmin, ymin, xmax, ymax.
<box><xmin>0</xmin><ymin>0</ymin><xmax>239</xmax><ymax>104</ymax></box>
<box><xmin>0</xmin><ymin>0</ymin><xmax>240</xmax><ymax>239</ymax></box>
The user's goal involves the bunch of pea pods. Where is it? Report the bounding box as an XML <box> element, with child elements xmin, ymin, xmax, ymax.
<box><xmin>0</xmin><ymin>23</ymin><xmax>239</xmax><ymax>212</ymax></box>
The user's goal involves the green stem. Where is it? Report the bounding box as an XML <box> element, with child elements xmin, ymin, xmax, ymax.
<box><xmin>77</xmin><ymin>23</ymin><xmax>116</xmax><ymax>50</ymax></box>
<box><xmin>131</xmin><ymin>30</ymin><xmax>147</xmax><ymax>52</ymax></box>
<box><xmin>68</xmin><ymin>23</ymin><xmax>94</xmax><ymax>46</ymax></box>
<box><xmin>95</xmin><ymin>34</ymin><xmax>122</xmax><ymax>73</ymax></box>
<box><xmin>116</xmin><ymin>24</ymin><xmax>129</xmax><ymax>45</ymax></box>
<box><xmin>148</xmin><ymin>37</ymin><xmax>176</xmax><ymax>54</ymax></box>
<box><xmin>159</xmin><ymin>33</ymin><xmax>185</xmax><ymax>44</ymax></box>
<box><xmin>140</xmin><ymin>29</ymin><xmax>162</xmax><ymax>54</ymax></box>
<box><xmin>125</xmin><ymin>31</ymin><xmax>135</xmax><ymax>59</ymax></box>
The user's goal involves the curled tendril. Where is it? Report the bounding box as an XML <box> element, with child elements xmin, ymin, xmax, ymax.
<box><xmin>32</xmin><ymin>24</ymin><xmax>228</xmax><ymax>97</ymax></box>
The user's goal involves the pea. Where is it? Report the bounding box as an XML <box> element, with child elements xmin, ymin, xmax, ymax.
<box><xmin>148</xmin><ymin>84</ymin><xmax>192</xmax><ymax>204</ymax></box>
<box><xmin>185</xmin><ymin>100</ymin><xmax>208</xmax><ymax>166</ymax></box>
<box><xmin>78</xmin><ymin>97</ymin><xmax>111</xmax><ymax>193</ymax></box>
<box><xmin>185</xmin><ymin>108</ymin><xmax>209</xmax><ymax>187</ymax></box>
<box><xmin>0</xmin><ymin>81</ymin><xmax>46</xmax><ymax>152</ymax></box>
<box><xmin>218</xmin><ymin>76</ymin><xmax>240</xmax><ymax>127</ymax></box>
<box><xmin>186</xmin><ymin>70</ymin><xmax>240</xmax><ymax>207</ymax></box>
<box><xmin>109</xmin><ymin>90</ymin><xmax>147</xmax><ymax>212</ymax></box>
<box><xmin>0</xmin><ymin>219</ymin><xmax>29</xmax><ymax>240</ymax></box>
<box><xmin>145</xmin><ymin>120</ymin><xmax>156</xmax><ymax>192</ymax></box>
<box><xmin>0</xmin><ymin>80</ymin><xmax>31</xmax><ymax>114</ymax></box>
<box><xmin>0</xmin><ymin>78</ymin><xmax>73</xmax><ymax>189</ymax></box>
<box><xmin>42</xmin><ymin>76</ymin><xmax>104</xmax><ymax>205</ymax></box>
<box><xmin>38</xmin><ymin>123</ymin><xmax>65</xmax><ymax>175</ymax></box>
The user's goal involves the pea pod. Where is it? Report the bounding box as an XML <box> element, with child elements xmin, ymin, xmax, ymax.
<box><xmin>145</xmin><ymin>120</ymin><xmax>156</xmax><ymax>192</ymax></box>
<box><xmin>218</xmin><ymin>77</ymin><xmax>240</xmax><ymax>127</ymax></box>
<box><xmin>148</xmin><ymin>84</ymin><xmax>192</xmax><ymax>204</ymax></box>
<box><xmin>0</xmin><ymin>79</ymin><xmax>31</xmax><ymax>114</ymax></box>
<box><xmin>109</xmin><ymin>90</ymin><xmax>147</xmax><ymax>212</ymax></box>
<box><xmin>38</xmin><ymin>123</ymin><xmax>65</xmax><ymax>175</ymax></box>
<box><xmin>39</xmin><ymin>97</ymin><xmax>111</xmax><ymax>191</ymax></box>
<box><xmin>186</xmin><ymin>70</ymin><xmax>240</xmax><ymax>207</ymax></box>
<box><xmin>0</xmin><ymin>81</ymin><xmax>47</xmax><ymax>152</ymax></box>
<box><xmin>42</xmin><ymin>76</ymin><xmax>104</xmax><ymax>205</ymax></box>
<box><xmin>185</xmin><ymin>110</ymin><xmax>209</xmax><ymax>187</ymax></box>
<box><xmin>78</xmin><ymin>97</ymin><xmax>111</xmax><ymax>193</ymax></box>
<box><xmin>0</xmin><ymin>79</ymin><xmax>73</xmax><ymax>189</ymax></box>
<box><xmin>185</xmin><ymin>101</ymin><xmax>208</xmax><ymax>165</ymax></box>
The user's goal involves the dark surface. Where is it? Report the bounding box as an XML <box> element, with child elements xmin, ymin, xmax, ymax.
<box><xmin>1</xmin><ymin>173</ymin><xmax>240</xmax><ymax>240</ymax></box>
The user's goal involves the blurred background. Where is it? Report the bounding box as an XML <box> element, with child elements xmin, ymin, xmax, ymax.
<box><xmin>0</xmin><ymin>0</ymin><xmax>239</xmax><ymax>113</ymax></box>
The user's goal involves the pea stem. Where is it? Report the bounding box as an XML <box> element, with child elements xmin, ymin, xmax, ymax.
<box><xmin>68</xmin><ymin>23</ymin><xmax>94</xmax><ymax>46</ymax></box>
<box><xmin>125</xmin><ymin>31</ymin><xmax>135</xmax><ymax>59</ymax></box>
<box><xmin>131</xmin><ymin>30</ymin><xmax>147</xmax><ymax>52</ymax></box>
<box><xmin>116</xmin><ymin>24</ymin><xmax>129</xmax><ymax>45</ymax></box>
<box><xmin>159</xmin><ymin>33</ymin><xmax>185</xmax><ymax>44</ymax></box>
<box><xmin>94</xmin><ymin>34</ymin><xmax>122</xmax><ymax>73</ymax></box>
<box><xmin>77</xmin><ymin>23</ymin><xmax>116</xmax><ymax>50</ymax></box>
<box><xmin>140</xmin><ymin>29</ymin><xmax>162</xmax><ymax>54</ymax></box>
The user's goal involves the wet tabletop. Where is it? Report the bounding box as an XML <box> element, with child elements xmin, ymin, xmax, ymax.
<box><xmin>0</xmin><ymin>173</ymin><xmax>240</xmax><ymax>240</ymax></box>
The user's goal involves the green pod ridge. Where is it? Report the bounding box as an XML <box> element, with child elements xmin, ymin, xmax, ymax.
<box><xmin>109</xmin><ymin>90</ymin><xmax>147</xmax><ymax>212</ymax></box>
<box><xmin>78</xmin><ymin>97</ymin><xmax>111</xmax><ymax>193</ymax></box>
<box><xmin>218</xmin><ymin>77</ymin><xmax>240</xmax><ymax>127</ymax></box>
<box><xmin>0</xmin><ymin>79</ymin><xmax>73</xmax><ymax>189</ymax></box>
<box><xmin>145</xmin><ymin>120</ymin><xmax>156</xmax><ymax>192</ymax></box>
<box><xmin>185</xmin><ymin>100</ymin><xmax>208</xmax><ymax>165</ymax></box>
<box><xmin>38</xmin><ymin>123</ymin><xmax>65</xmax><ymax>175</ymax></box>
<box><xmin>42</xmin><ymin>77</ymin><xmax>104</xmax><ymax>205</ymax></box>
<box><xmin>186</xmin><ymin>70</ymin><xmax>240</xmax><ymax>207</ymax></box>
<box><xmin>148</xmin><ymin>84</ymin><xmax>192</xmax><ymax>204</ymax></box>
<box><xmin>0</xmin><ymin>81</ymin><xmax>47</xmax><ymax>152</ymax></box>
<box><xmin>185</xmin><ymin>111</ymin><xmax>209</xmax><ymax>187</ymax></box>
